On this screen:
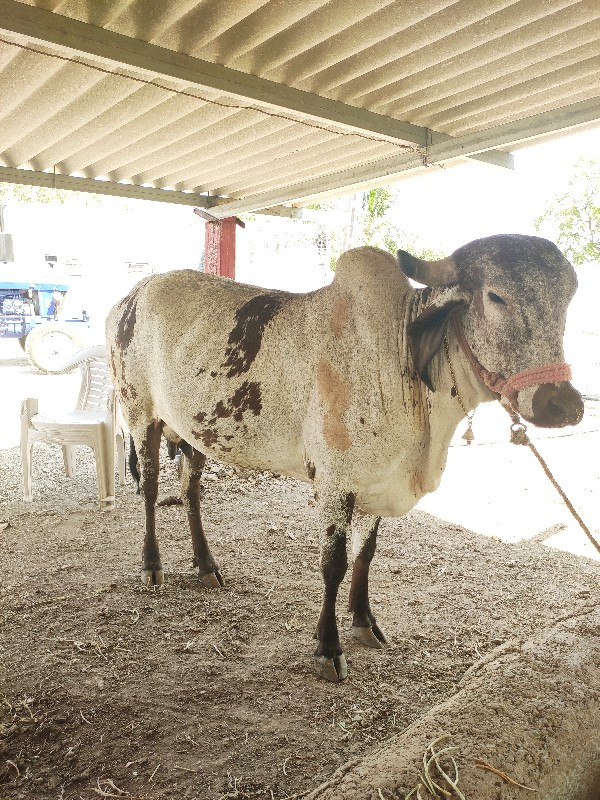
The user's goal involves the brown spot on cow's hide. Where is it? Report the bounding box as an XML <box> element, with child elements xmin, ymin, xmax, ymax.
<box><xmin>193</xmin><ymin>428</ymin><xmax>219</xmax><ymax>447</ymax></box>
<box><xmin>214</xmin><ymin>381</ymin><xmax>263</xmax><ymax>422</ymax></box>
<box><xmin>116</xmin><ymin>292</ymin><xmax>139</xmax><ymax>351</ymax></box>
<box><xmin>330</xmin><ymin>294</ymin><xmax>350</xmax><ymax>337</ymax></box>
<box><xmin>118</xmin><ymin>356</ymin><xmax>137</xmax><ymax>402</ymax></box>
<box><xmin>196</xmin><ymin>383</ymin><xmax>263</xmax><ymax>439</ymax></box>
<box><xmin>316</xmin><ymin>359</ymin><xmax>352</xmax><ymax>451</ymax></box>
<box><xmin>191</xmin><ymin>427</ymin><xmax>235</xmax><ymax>451</ymax></box>
<box><xmin>109</xmin><ymin>346</ymin><xmax>120</xmax><ymax>391</ymax></box>
<box><xmin>305</xmin><ymin>461</ymin><xmax>316</xmax><ymax>480</ymax></box>
<box><xmin>222</xmin><ymin>294</ymin><xmax>285</xmax><ymax>377</ymax></box>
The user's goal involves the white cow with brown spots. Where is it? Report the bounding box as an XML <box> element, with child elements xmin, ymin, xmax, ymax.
<box><xmin>106</xmin><ymin>235</ymin><xmax>583</xmax><ymax>682</ymax></box>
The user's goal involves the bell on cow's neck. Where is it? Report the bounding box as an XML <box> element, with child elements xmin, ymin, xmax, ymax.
<box><xmin>462</xmin><ymin>414</ymin><xmax>475</xmax><ymax>444</ymax></box>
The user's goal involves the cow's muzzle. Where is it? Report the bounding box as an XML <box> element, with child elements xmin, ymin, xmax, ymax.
<box><xmin>528</xmin><ymin>381</ymin><xmax>584</xmax><ymax>428</ymax></box>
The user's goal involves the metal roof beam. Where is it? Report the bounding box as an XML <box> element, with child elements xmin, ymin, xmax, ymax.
<box><xmin>210</xmin><ymin>97</ymin><xmax>600</xmax><ymax>217</ymax></box>
<box><xmin>0</xmin><ymin>166</ymin><xmax>214</xmax><ymax>206</ymax></box>
<box><xmin>0</xmin><ymin>165</ymin><xmax>302</xmax><ymax>216</ymax></box>
<box><xmin>0</xmin><ymin>0</ymin><xmax>510</xmax><ymax>169</ymax></box>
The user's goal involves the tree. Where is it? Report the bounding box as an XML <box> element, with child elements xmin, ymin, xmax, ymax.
<box><xmin>381</xmin><ymin>229</ymin><xmax>446</xmax><ymax>262</ymax></box>
<box><xmin>361</xmin><ymin>187</ymin><xmax>392</xmax><ymax>243</ymax></box>
<box><xmin>320</xmin><ymin>187</ymin><xmax>446</xmax><ymax>269</ymax></box>
<box><xmin>0</xmin><ymin>182</ymin><xmax>68</xmax><ymax>204</ymax></box>
<box><xmin>0</xmin><ymin>181</ymin><xmax>108</xmax><ymax>206</ymax></box>
<box><xmin>535</xmin><ymin>158</ymin><xmax>600</xmax><ymax>265</ymax></box>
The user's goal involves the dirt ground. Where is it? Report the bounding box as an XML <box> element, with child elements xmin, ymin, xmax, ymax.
<box><xmin>1</xmin><ymin>343</ymin><xmax>600</xmax><ymax>800</ymax></box>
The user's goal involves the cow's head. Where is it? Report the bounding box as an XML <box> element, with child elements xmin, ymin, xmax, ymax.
<box><xmin>399</xmin><ymin>234</ymin><xmax>583</xmax><ymax>429</ymax></box>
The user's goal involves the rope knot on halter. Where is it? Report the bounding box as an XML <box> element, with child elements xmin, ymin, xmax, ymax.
<box><xmin>451</xmin><ymin>316</ymin><xmax>572</xmax><ymax>410</ymax></box>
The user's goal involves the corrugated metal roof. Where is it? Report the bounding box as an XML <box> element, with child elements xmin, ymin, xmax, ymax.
<box><xmin>0</xmin><ymin>0</ymin><xmax>599</xmax><ymax>215</ymax></box>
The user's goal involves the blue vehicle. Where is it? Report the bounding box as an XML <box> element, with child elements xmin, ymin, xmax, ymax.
<box><xmin>0</xmin><ymin>277</ymin><xmax>69</xmax><ymax>334</ymax></box>
<box><xmin>0</xmin><ymin>272</ymin><xmax>93</xmax><ymax>372</ymax></box>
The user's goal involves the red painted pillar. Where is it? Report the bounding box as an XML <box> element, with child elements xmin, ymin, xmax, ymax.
<box><xmin>194</xmin><ymin>208</ymin><xmax>245</xmax><ymax>280</ymax></box>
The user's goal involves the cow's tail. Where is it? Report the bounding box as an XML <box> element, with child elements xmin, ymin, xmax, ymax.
<box><xmin>128</xmin><ymin>435</ymin><xmax>141</xmax><ymax>494</ymax></box>
<box><xmin>166</xmin><ymin>439</ymin><xmax>178</xmax><ymax>460</ymax></box>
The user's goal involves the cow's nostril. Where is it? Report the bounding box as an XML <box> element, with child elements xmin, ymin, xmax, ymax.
<box><xmin>531</xmin><ymin>382</ymin><xmax>584</xmax><ymax>428</ymax></box>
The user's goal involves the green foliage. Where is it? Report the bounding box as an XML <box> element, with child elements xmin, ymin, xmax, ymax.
<box><xmin>305</xmin><ymin>200</ymin><xmax>337</xmax><ymax>211</ymax></box>
<box><xmin>323</xmin><ymin>186</ymin><xmax>446</xmax><ymax>269</ymax></box>
<box><xmin>381</xmin><ymin>229</ymin><xmax>446</xmax><ymax>261</ymax></box>
<box><xmin>361</xmin><ymin>187</ymin><xmax>392</xmax><ymax>244</ymax></box>
<box><xmin>0</xmin><ymin>182</ymin><xmax>68</xmax><ymax>204</ymax></box>
<box><xmin>535</xmin><ymin>158</ymin><xmax>600</xmax><ymax>265</ymax></box>
<box><xmin>0</xmin><ymin>182</ymin><xmax>105</xmax><ymax>206</ymax></box>
<box><xmin>358</xmin><ymin>187</ymin><xmax>445</xmax><ymax>260</ymax></box>
<box><xmin>362</xmin><ymin>187</ymin><xmax>391</xmax><ymax>220</ymax></box>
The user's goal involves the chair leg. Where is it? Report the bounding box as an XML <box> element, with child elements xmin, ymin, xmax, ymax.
<box><xmin>116</xmin><ymin>430</ymin><xmax>126</xmax><ymax>487</ymax></box>
<box><xmin>20</xmin><ymin>398</ymin><xmax>38</xmax><ymax>502</ymax></box>
<box><xmin>62</xmin><ymin>445</ymin><xmax>76</xmax><ymax>477</ymax></box>
<box><xmin>21</xmin><ymin>437</ymin><xmax>34</xmax><ymax>502</ymax></box>
<box><xmin>95</xmin><ymin>425</ymin><xmax>115</xmax><ymax>511</ymax></box>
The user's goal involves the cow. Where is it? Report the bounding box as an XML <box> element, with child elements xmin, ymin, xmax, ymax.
<box><xmin>106</xmin><ymin>234</ymin><xmax>583</xmax><ymax>682</ymax></box>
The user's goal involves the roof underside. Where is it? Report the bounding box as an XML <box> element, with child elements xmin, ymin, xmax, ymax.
<box><xmin>0</xmin><ymin>0</ymin><xmax>599</xmax><ymax>217</ymax></box>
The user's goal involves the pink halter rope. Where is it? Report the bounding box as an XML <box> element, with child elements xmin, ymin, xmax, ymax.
<box><xmin>452</xmin><ymin>316</ymin><xmax>572</xmax><ymax>409</ymax></box>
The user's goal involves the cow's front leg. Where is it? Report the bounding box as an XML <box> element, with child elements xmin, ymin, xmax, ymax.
<box><xmin>348</xmin><ymin>514</ymin><xmax>387</xmax><ymax>648</ymax></box>
<box><xmin>314</xmin><ymin>489</ymin><xmax>355</xmax><ymax>682</ymax></box>
<box><xmin>136</xmin><ymin>420</ymin><xmax>164</xmax><ymax>586</ymax></box>
<box><xmin>180</xmin><ymin>445</ymin><xmax>224</xmax><ymax>588</ymax></box>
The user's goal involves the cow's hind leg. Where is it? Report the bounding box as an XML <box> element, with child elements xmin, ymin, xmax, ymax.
<box><xmin>135</xmin><ymin>420</ymin><xmax>164</xmax><ymax>586</ymax></box>
<box><xmin>348</xmin><ymin>514</ymin><xmax>387</xmax><ymax>648</ymax></box>
<box><xmin>314</xmin><ymin>489</ymin><xmax>355</xmax><ymax>682</ymax></box>
<box><xmin>179</xmin><ymin>443</ymin><xmax>224</xmax><ymax>588</ymax></box>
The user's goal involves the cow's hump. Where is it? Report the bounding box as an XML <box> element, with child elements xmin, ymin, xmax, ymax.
<box><xmin>332</xmin><ymin>246</ymin><xmax>408</xmax><ymax>296</ymax></box>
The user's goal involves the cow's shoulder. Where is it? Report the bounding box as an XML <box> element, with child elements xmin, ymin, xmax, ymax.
<box><xmin>332</xmin><ymin>246</ymin><xmax>409</xmax><ymax>296</ymax></box>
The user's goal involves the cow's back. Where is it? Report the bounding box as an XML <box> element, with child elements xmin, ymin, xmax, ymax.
<box><xmin>106</xmin><ymin>270</ymin><xmax>326</xmax><ymax>475</ymax></box>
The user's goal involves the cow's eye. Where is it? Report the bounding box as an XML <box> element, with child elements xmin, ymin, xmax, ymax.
<box><xmin>488</xmin><ymin>292</ymin><xmax>506</xmax><ymax>305</ymax></box>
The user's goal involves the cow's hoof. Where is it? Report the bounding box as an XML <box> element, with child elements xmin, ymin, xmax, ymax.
<box><xmin>200</xmin><ymin>569</ymin><xmax>224</xmax><ymax>588</ymax></box>
<box><xmin>314</xmin><ymin>653</ymin><xmax>348</xmax><ymax>682</ymax></box>
<box><xmin>141</xmin><ymin>567</ymin><xmax>164</xmax><ymax>587</ymax></box>
<box><xmin>351</xmin><ymin>624</ymin><xmax>387</xmax><ymax>649</ymax></box>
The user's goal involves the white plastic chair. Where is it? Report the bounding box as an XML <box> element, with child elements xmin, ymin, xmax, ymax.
<box><xmin>20</xmin><ymin>344</ymin><xmax>126</xmax><ymax>510</ymax></box>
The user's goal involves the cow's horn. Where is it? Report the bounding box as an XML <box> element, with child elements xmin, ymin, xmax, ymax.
<box><xmin>397</xmin><ymin>251</ymin><xmax>459</xmax><ymax>287</ymax></box>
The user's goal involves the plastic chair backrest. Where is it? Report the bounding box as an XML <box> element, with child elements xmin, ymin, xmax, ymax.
<box><xmin>76</xmin><ymin>357</ymin><xmax>113</xmax><ymax>413</ymax></box>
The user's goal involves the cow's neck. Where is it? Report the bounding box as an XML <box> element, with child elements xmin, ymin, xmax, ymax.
<box><xmin>411</xmin><ymin>287</ymin><xmax>498</xmax><ymax>433</ymax></box>
<box><xmin>435</xmin><ymin>305</ymin><xmax>498</xmax><ymax>417</ymax></box>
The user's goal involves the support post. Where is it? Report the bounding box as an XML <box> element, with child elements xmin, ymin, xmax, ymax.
<box><xmin>194</xmin><ymin>208</ymin><xmax>245</xmax><ymax>280</ymax></box>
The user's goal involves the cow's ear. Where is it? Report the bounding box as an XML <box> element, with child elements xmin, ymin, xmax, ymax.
<box><xmin>407</xmin><ymin>300</ymin><xmax>465</xmax><ymax>391</ymax></box>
